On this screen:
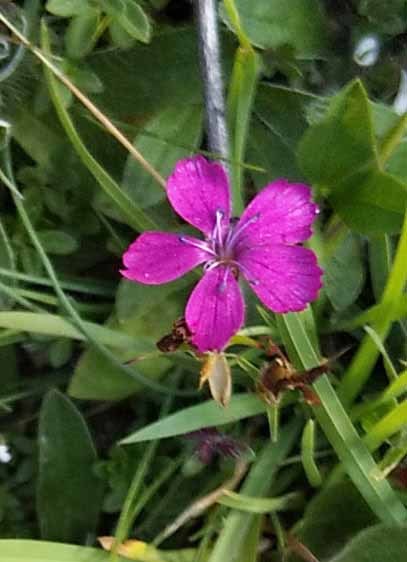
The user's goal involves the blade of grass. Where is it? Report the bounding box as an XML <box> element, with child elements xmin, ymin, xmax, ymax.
<box><xmin>120</xmin><ymin>393</ymin><xmax>267</xmax><ymax>444</ymax></box>
<box><xmin>225</xmin><ymin>0</ymin><xmax>260</xmax><ymax>215</ymax></box>
<box><xmin>0</xmin><ymin>267</ymin><xmax>116</xmax><ymax>296</ymax></box>
<box><xmin>207</xmin><ymin>419</ymin><xmax>301</xmax><ymax>562</ymax></box>
<box><xmin>276</xmin><ymin>311</ymin><xmax>407</xmax><ymax>525</ymax></box>
<box><xmin>111</xmin><ymin>387</ymin><xmax>176</xmax><ymax>561</ymax></box>
<box><xmin>364</xmin><ymin>401</ymin><xmax>407</xmax><ymax>452</ymax></box>
<box><xmin>301</xmin><ymin>419</ymin><xmax>322</xmax><ymax>487</ymax></box>
<box><xmin>218</xmin><ymin>490</ymin><xmax>302</xmax><ymax>513</ymax></box>
<box><xmin>0</xmin><ymin>311</ymin><xmax>137</xmax><ymax>349</ymax></box>
<box><xmin>339</xmin><ymin>212</ymin><xmax>407</xmax><ymax>406</ymax></box>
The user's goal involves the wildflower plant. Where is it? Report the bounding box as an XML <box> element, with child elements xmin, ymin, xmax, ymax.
<box><xmin>121</xmin><ymin>155</ymin><xmax>323</xmax><ymax>352</ymax></box>
<box><xmin>1</xmin><ymin>1</ymin><xmax>407</xmax><ymax>561</ymax></box>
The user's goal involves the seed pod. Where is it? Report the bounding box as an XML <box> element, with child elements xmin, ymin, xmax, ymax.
<box><xmin>200</xmin><ymin>352</ymin><xmax>232</xmax><ymax>407</ymax></box>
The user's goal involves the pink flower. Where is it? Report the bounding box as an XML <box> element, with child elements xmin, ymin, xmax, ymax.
<box><xmin>121</xmin><ymin>156</ymin><xmax>322</xmax><ymax>352</ymax></box>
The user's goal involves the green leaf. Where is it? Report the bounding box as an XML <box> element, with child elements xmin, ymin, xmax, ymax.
<box><xmin>109</xmin><ymin>16</ymin><xmax>136</xmax><ymax>48</ymax></box>
<box><xmin>121</xmin><ymin>394</ymin><xmax>266</xmax><ymax>443</ymax></box>
<box><xmin>358</xmin><ymin>0</ymin><xmax>407</xmax><ymax>34</ymax></box>
<box><xmin>0</xmin><ymin>311</ymin><xmax>138</xmax><ymax>348</ymax></box>
<box><xmin>298</xmin><ymin>80</ymin><xmax>407</xmax><ymax>234</ymax></box>
<box><xmin>122</xmin><ymin>105</ymin><xmax>202</xmax><ymax>208</ymax></box>
<box><xmin>36</xmin><ymin>230</ymin><xmax>79</xmax><ymax>255</ymax></box>
<box><xmin>115</xmin><ymin>276</ymin><xmax>191</xmax><ymax>323</ymax></box>
<box><xmin>208</xmin><ymin>421</ymin><xmax>301</xmax><ymax>562</ymax></box>
<box><xmin>301</xmin><ymin>419</ymin><xmax>322</xmax><ymax>487</ymax></box>
<box><xmin>249</xmin><ymin>85</ymin><xmax>316</xmax><ymax>188</ymax></box>
<box><xmin>41</xmin><ymin>23</ymin><xmax>157</xmax><ymax>232</ymax></box>
<box><xmin>88</xmin><ymin>28</ymin><xmax>223</xmax><ymax>120</ymax></box>
<box><xmin>46</xmin><ymin>0</ymin><xmax>91</xmax><ymax>17</ymax></box>
<box><xmin>69</xmin><ymin>284</ymin><xmax>185</xmax><ymax>400</ymax></box>
<box><xmin>324</xmin><ymin>233</ymin><xmax>365</xmax><ymax>311</ymax></box>
<box><xmin>288</xmin><ymin>481</ymin><xmax>377</xmax><ymax>562</ymax></box>
<box><xmin>102</xmin><ymin>0</ymin><xmax>152</xmax><ymax>43</ymax></box>
<box><xmin>221</xmin><ymin>0</ymin><xmax>327</xmax><ymax>57</ymax></box>
<box><xmin>227</xmin><ymin>46</ymin><xmax>260</xmax><ymax>214</ymax></box>
<box><xmin>65</xmin><ymin>9</ymin><xmax>100</xmax><ymax>59</ymax></box>
<box><xmin>218</xmin><ymin>490</ymin><xmax>301</xmax><ymax>514</ymax></box>
<box><xmin>37</xmin><ymin>390</ymin><xmax>103</xmax><ymax>542</ymax></box>
<box><xmin>0</xmin><ymin>540</ymin><xmax>126</xmax><ymax>561</ymax></box>
<box><xmin>329</xmin><ymin>524</ymin><xmax>407</xmax><ymax>562</ymax></box>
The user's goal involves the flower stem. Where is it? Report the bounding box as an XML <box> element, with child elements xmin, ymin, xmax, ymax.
<box><xmin>196</xmin><ymin>0</ymin><xmax>229</xmax><ymax>162</ymax></box>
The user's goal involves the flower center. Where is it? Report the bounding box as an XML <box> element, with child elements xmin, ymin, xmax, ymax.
<box><xmin>180</xmin><ymin>210</ymin><xmax>261</xmax><ymax>279</ymax></box>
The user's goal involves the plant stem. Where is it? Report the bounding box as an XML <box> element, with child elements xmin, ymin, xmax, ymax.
<box><xmin>195</xmin><ymin>0</ymin><xmax>230</xmax><ymax>162</ymax></box>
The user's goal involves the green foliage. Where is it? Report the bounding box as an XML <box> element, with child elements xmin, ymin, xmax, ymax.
<box><xmin>299</xmin><ymin>80</ymin><xmax>407</xmax><ymax>234</ymax></box>
<box><xmin>0</xmin><ymin>1</ymin><xmax>407</xmax><ymax>560</ymax></box>
<box><xmin>330</xmin><ymin>524</ymin><xmax>407</xmax><ymax>562</ymax></box>
<box><xmin>37</xmin><ymin>390</ymin><xmax>103</xmax><ymax>542</ymax></box>
<box><xmin>221</xmin><ymin>0</ymin><xmax>327</xmax><ymax>57</ymax></box>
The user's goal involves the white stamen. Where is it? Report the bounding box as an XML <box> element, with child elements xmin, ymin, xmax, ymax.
<box><xmin>225</xmin><ymin>213</ymin><xmax>260</xmax><ymax>253</ymax></box>
<box><xmin>179</xmin><ymin>236</ymin><xmax>216</xmax><ymax>256</ymax></box>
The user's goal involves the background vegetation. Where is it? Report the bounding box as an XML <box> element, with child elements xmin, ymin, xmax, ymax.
<box><xmin>0</xmin><ymin>1</ymin><xmax>406</xmax><ymax>561</ymax></box>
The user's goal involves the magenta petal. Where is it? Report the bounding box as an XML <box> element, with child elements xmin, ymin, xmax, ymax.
<box><xmin>186</xmin><ymin>266</ymin><xmax>244</xmax><ymax>352</ymax></box>
<box><xmin>121</xmin><ymin>232</ymin><xmax>210</xmax><ymax>285</ymax></box>
<box><xmin>234</xmin><ymin>179</ymin><xmax>319</xmax><ymax>249</ymax></box>
<box><xmin>238</xmin><ymin>245</ymin><xmax>323</xmax><ymax>313</ymax></box>
<box><xmin>167</xmin><ymin>156</ymin><xmax>231</xmax><ymax>235</ymax></box>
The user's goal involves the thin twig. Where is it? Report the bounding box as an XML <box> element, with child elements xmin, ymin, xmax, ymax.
<box><xmin>195</xmin><ymin>0</ymin><xmax>229</xmax><ymax>160</ymax></box>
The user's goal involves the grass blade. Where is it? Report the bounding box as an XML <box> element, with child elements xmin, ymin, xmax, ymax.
<box><xmin>276</xmin><ymin>311</ymin><xmax>407</xmax><ymax>525</ymax></box>
<box><xmin>120</xmin><ymin>394</ymin><xmax>266</xmax><ymax>444</ymax></box>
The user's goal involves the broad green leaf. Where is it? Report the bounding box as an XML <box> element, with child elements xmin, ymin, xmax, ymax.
<box><xmin>369</xmin><ymin>236</ymin><xmax>393</xmax><ymax>301</ymax></box>
<box><xmin>88</xmin><ymin>28</ymin><xmax>233</xmax><ymax>120</ymax></box>
<box><xmin>112</xmin><ymin>0</ymin><xmax>152</xmax><ymax>43</ymax></box>
<box><xmin>288</xmin><ymin>481</ymin><xmax>377</xmax><ymax>562</ymax></box>
<box><xmin>298</xmin><ymin>80</ymin><xmax>407</xmax><ymax>233</ymax></box>
<box><xmin>36</xmin><ymin>229</ymin><xmax>78</xmax><ymax>255</ymax></box>
<box><xmin>0</xmin><ymin>540</ymin><xmax>126</xmax><ymax>561</ymax></box>
<box><xmin>330</xmin><ymin>524</ymin><xmax>407</xmax><ymax>562</ymax></box>
<box><xmin>122</xmin><ymin>105</ymin><xmax>202</xmax><ymax>208</ymax></box>
<box><xmin>46</xmin><ymin>0</ymin><xmax>91</xmax><ymax>17</ymax></box>
<box><xmin>109</xmin><ymin>16</ymin><xmax>135</xmax><ymax>48</ymax></box>
<box><xmin>325</xmin><ymin>233</ymin><xmax>365</xmax><ymax>311</ymax></box>
<box><xmin>249</xmin><ymin>85</ymin><xmax>316</xmax><ymax>188</ymax></box>
<box><xmin>221</xmin><ymin>0</ymin><xmax>327</xmax><ymax>57</ymax></box>
<box><xmin>65</xmin><ymin>9</ymin><xmax>100</xmax><ymax>59</ymax></box>
<box><xmin>387</xmin><ymin>141</ymin><xmax>407</xmax><ymax>182</ymax></box>
<box><xmin>68</xmin><ymin>291</ymin><xmax>183</xmax><ymax>400</ymax></box>
<box><xmin>37</xmin><ymin>390</ymin><xmax>103</xmax><ymax>542</ymax></box>
<box><xmin>115</xmin><ymin>276</ymin><xmax>191</xmax><ymax>323</ymax></box>
<box><xmin>121</xmin><ymin>394</ymin><xmax>266</xmax><ymax>443</ymax></box>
